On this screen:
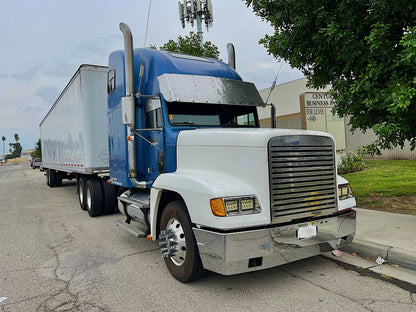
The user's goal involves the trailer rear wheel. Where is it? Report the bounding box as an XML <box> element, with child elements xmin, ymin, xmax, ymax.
<box><xmin>78</xmin><ymin>177</ymin><xmax>88</xmax><ymax>211</ymax></box>
<box><xmin>48</xmin><ymin>170</ymin><xmax>57</xmax><ymax>188</ymax></box>
<box><xmin>100</xmin><ymin>180</ymin><xmax>117</xmax><ymax>214</ymax></box>
<box><xmin>160</xmin><ymin>200</ymin><xmax>203</xmax><ymax>282</ymax></box>
<box><xmin>86</xmin><ymin>179</ymin><xmax>103</xmax><ymax>217</ymax></box>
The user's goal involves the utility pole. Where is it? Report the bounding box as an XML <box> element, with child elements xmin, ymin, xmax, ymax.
<box><xmin>178</xmin><ymin>0</ymin><xmax>213</xmax><ymax>47</ymax></box>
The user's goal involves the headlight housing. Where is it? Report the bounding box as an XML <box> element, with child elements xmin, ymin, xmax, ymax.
<box><xmin>338</xmin><ymin>183</ymin><xmax>354</xmax><ymax>200</ymax></box>
<box><xmin>210</xmin><ymin>196</ymin><xmax>261</xmax><ymax>217</ymax></box>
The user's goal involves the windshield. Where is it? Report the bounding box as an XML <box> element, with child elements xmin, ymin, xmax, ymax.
<box><xmin>166</xmin><ymin>102</ymin><xmax>259</xmax><ymax>127</ymax></box>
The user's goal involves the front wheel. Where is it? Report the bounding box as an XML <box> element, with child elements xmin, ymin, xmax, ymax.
<box><xmin>159</xmin><ymin>200</ymin><xmax>203</xmax><ymax>283</ymax></box>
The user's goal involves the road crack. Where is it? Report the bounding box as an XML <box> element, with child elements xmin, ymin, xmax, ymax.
<box><xmin>280</xmin><ymin>267</ymin><xmax>376</xmax><ymax>312</ymax></box>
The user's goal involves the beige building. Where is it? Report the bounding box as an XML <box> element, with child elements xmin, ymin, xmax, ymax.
<box><xmin>22</xmin><ymin>149</ymin><xmax>35</xmax><ymax>161</ymax></box>
<box><xmin>258</xmin><ymin>77</ymin><xmax>416</xmax><ymax>160</ymax></box>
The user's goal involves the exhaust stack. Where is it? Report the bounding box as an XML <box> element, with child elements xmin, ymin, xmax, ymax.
<box><xmin>119</xmin><ymin>22</ymin><xmax>146</xmax><ymax>188</ymax></box>
<box><xmin>227</xmin><ymin>43</ymin><xmax>236</xmax><ymax>70</ymax></box>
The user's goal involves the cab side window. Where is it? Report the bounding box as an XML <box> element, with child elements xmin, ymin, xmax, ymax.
<box><xmin>146</xmin><ymin>108</ymin><xmax>162</xmax><ymax>128</ymax></box>
<box><xmin>145</xmin><ymin>98</ymin><xmax>162</xmax><ymax>129</ymax></box>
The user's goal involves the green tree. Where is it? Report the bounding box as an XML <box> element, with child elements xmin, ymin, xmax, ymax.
<box><xmin>5</xmin><ymin>154</ymin><xmax>14</xmax><ymax>161</ymax></box>
<box><xmin>31</xmin><ymin>139</ymin><xmax>42</xmax><ymax>159</ymax></box>
<box><xmin>9</xmin><ymin>133</ymin><xmax>22</xmax><ymax>158</ymax></box>
<box><xmin>245</xmin><ymin>0</ymin><xmax>416</xmax><ymax>151</ymax></box>
<box><xmin>159</xmin><ymin>31</ymin><xmax>220</xmax><ymax>59</ymax></box>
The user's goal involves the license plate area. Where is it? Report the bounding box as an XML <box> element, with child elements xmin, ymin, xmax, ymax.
<box><xmin>297</xmin><ymin>224</ymin><xmax>317</xmax><ymax>240</ymax></box>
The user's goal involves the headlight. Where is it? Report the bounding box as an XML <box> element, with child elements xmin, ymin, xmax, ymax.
<box><xmin>210</xmin><ymin>196</ymin><xmax>261</xmax><ymax>217</ymax></box>
<box><xmin>338</xmin><ymin>183</ymin><xmax>354</xmax><ymax>200</ymax></box>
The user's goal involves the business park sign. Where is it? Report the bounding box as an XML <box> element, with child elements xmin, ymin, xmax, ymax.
<box><xmin>300</xmin><ymin>92</ymin><xmax>346</xmax><ymax>151</ymax></box>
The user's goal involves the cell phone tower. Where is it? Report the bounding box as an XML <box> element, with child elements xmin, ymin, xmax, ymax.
<box><xmin>178</xmin><ymin>0</ymin><xmax>213</xmax><ymax>47</ymax></box>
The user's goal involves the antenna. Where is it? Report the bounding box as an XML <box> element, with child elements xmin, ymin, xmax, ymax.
<box><xmin>178</xmin><ymin>0</ymin><xmax>213</xmax><ymax>47</ymax></box>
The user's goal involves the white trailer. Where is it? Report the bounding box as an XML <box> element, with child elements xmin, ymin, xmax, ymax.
<box><xmin>40</xmin><ymin>64</ymin><xmax>108</xmax><ymax>174</ymax></box>
<box><xmin>40</xmin><ymin>65</ymin><xmax>115</xmax><ymax>217</ymax></box>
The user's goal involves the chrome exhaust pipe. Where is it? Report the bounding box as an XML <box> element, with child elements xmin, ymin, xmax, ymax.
<box><xmin>227</xmin><ymin>43</ymin><xmax>236</xmax><ymax>69</ymax></box>
<box><xmin>119</xmin><ymin>22</ymin><xmax>146</xmax><ymax>188</ymax></box>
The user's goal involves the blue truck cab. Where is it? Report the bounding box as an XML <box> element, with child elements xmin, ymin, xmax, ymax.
<box><xmin>107</xmin><ymin>48</ymin><xmax>260</xmax><ymax>188</ymax></box>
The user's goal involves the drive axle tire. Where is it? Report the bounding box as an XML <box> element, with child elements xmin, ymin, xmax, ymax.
<box><xmin>86</xmin><ymin>179</ymin><xmax>103</xmax><ymax>217</ymax></box>
<box><xmin>160</xmin><ymin>200</ymin><xmax>203</xmax><ymax>283</ymax></box>
<box><xmin>100</xmin><ymin>180</ymin><xmax>117</xmax><ymax>214</ymax></box>
<box><xmin>55</xmin><ymin>172</ymin><xmax>62</xmax><ymax>187</ymax></box>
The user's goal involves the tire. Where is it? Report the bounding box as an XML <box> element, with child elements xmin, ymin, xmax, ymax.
<box><xmin>160</xmin><ymin>200</ymin><xmax>203</xmax><ymax>283</ymax></box>
<box><xmin>46</xmin><ymin>171</ymin><xmax>50</xmax><ymax>186</ymax></box>
<box><xmin>49</xmin><ymin>170</ymin><xmax>57</xmax><ymax>188</ymax></box>
<box><xmin>78</xmin><ymin>177</ymin><xmax>88</xmax><ymax>211</ymax></box>
<box><xmin>100</xmin><ymin>180</ymin><xmax>117</xmax><ymax>214</ymax></box>
<box><xmin>86</xmin><ymin>179</ymin><xmax>103</xmax><ymax>217</ymax></box>
<box><xmin>55</xmin><ymin>172</ymin><xmax>62</xmax><ymax>187</ymax></box>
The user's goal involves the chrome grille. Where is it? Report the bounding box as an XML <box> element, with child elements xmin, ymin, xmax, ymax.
<box><xmin>269</xmin><ymin>135</ymin><xmax>337</xmax><ymax>224</ymax></box>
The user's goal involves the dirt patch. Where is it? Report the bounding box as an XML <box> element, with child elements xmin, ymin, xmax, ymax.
<box><xmin>356</xmin><ymin>195</ymin><xmax>416</xmax><ymax>215</ymax></box>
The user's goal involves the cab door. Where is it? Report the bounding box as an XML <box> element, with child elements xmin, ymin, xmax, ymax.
<box><xmin>141</xmin><ymin>98</ymin><xmax>164</xmax><ymax>182</ymax></box>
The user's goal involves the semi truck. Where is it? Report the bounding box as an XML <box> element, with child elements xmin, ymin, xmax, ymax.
<box><xmin>40</xmin><ymin>23</ymin><xmax>356</xmax><ymax>282</ymax></box>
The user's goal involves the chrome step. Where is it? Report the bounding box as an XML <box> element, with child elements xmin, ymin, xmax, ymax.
<box><xmin>114</xmin><ymin>220</ymin><xmax>147</xmax><ymax>238</ymax></box>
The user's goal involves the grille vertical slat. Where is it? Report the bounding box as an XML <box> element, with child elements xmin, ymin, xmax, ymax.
<box><xmin>269</xmin><ymin>135</ymin><xmax>337</xmax><ymax>224</ymax></box>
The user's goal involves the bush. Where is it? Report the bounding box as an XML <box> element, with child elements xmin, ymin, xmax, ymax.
<box><xmin>339</xmin><ymin>150</ymin><xmax>366</xmax><ymax>173</ymax></box>
<box><xmin>4</xmin><ymin>154</ymin><xmax>14</xmax><ymax>160</ymax></box>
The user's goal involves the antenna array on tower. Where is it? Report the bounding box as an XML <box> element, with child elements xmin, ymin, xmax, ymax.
<box><xmin>178</xmin><ymin>0</ymin><xmax>213</xmax><ymax>30</ymax></box>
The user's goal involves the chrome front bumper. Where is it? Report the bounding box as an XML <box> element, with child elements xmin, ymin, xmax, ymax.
<box><xmin>193</xmin><ymin>210</ymin><xmax>356</xmax><ymax>276</ymax></box>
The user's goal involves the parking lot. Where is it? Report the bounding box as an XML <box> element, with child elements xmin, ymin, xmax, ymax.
<box><xmin>0</xmin><ymin>164</ymin><xmax>415</xmax><ymax>312</ymax></box>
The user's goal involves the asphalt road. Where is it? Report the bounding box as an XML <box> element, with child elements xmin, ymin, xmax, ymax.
<box><xmin>0</xmin><ymin>164</ymin><xmax>415</xmax><ymax>312</ymax></box>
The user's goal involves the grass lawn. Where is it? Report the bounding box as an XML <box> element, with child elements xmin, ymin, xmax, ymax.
<box><xmin>340</xmin><ymin>160</ymin><xmax>416</xmax><ymax>215</ymax></box>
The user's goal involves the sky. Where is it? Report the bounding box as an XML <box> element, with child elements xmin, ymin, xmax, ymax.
<box><xmin>0</xmin><ymin>0</ymin><xmax>303</xmax><ymax>154</ymax></box>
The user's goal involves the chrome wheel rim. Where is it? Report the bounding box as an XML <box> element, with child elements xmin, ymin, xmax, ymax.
<box><xmin>166</xmin><ymin>217</ymin><xmax>186</xmax><ymax>266</ymax></box>
<box><xmin>79</xmin><ymin>183</ymin><xmax>85</xmax><ymax>204</ymax></box>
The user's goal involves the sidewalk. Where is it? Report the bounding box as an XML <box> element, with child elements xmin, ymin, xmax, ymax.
<box><xmin>342</xmin><ymin>208</ymin><xmax>416</xmax><ymax>270</ymax></box>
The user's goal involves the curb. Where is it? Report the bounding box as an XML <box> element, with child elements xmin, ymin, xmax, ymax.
<box><xmin>389</xmin><ymin>247</ymin><xmax>416</xmax><ymax>270</ymax></box>
<box><xmin>342</xmin><ymin>239</ymin><xmax>391</xmax><ymax>259</ymax></box>
<box><xmin>342</xmin><ymin>239</ymin><xmax>416</xmax><ymax>270</ymax></box>
<box><xmin>323</xmin><ymin>252</ymin><xmax>416</xmax><ymax>291</ymax></box>
<box><xmin>342</xmin><ymin>238</ymin><xmax>416</xmax><ymax>271</ymax></box>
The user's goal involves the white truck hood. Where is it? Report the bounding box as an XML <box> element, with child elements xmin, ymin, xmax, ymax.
<box><xmin>177</xmin><ymin>128</ymin><xmax>334</xmax><ymax>147</ymax></box>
